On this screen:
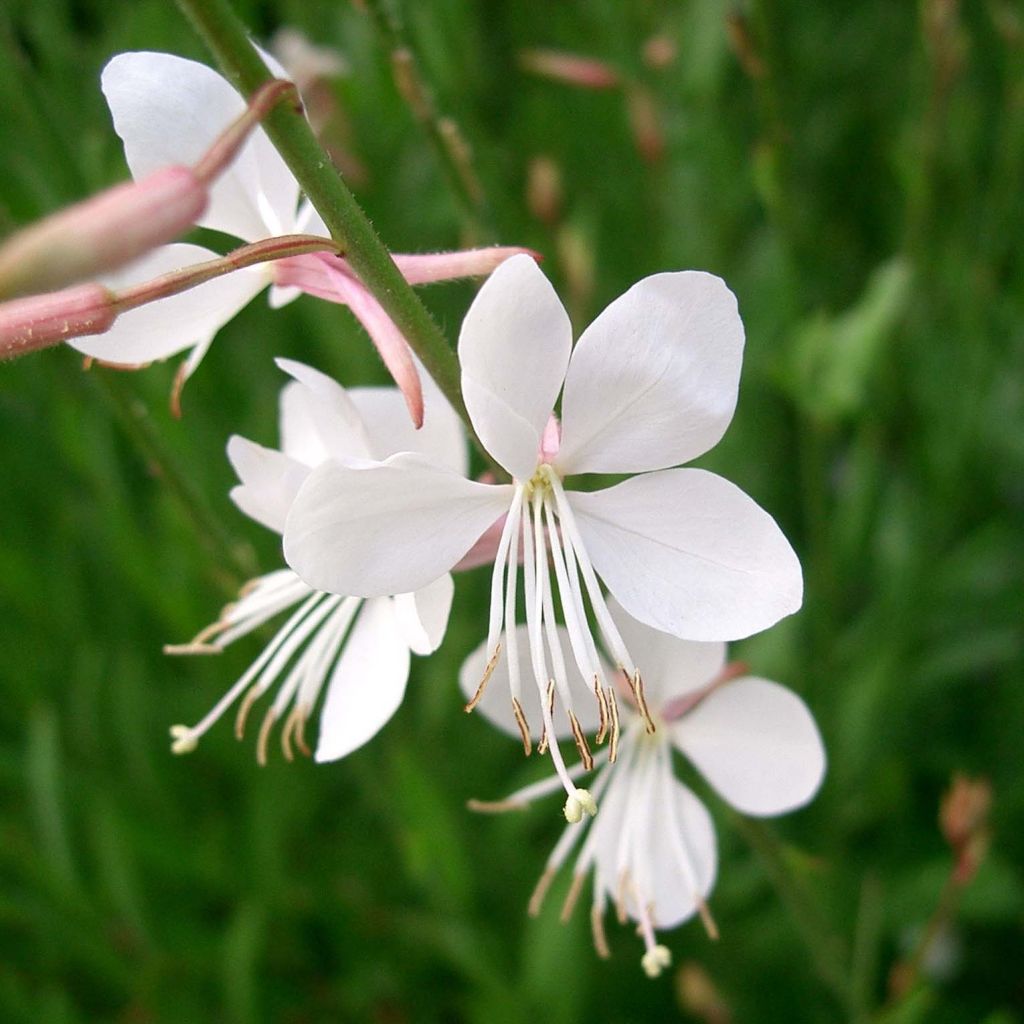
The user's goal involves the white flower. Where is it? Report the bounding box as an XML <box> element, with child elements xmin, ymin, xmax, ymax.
<box><xmin>460</xmin><ymin>608</ymin><xmax>826</xmax><ymax>977</ymax></box>
<box><xmin>73</xmin><ymin>51</ymin><xmax>530</xmax><ymax>421</ymax></box>
<box><xmin>284</xmin><ymin>254</ymin><xmax>803</xmax><ymax>815</ymax></box>
<box><xmin>166</xmin><ymin>359</ymin><xmax>465</xmax><ymax>763</ymax></box>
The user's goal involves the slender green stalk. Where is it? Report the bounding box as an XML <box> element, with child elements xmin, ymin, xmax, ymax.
<box><xmin>174</xmin><ymin>0</ymin><xmax>497</xmax><ymax>470</ymax></box>
<box><xmin>734</xmin><ymin>815</ymin><xmax>852</xmax><ymax>1010</ymax></box>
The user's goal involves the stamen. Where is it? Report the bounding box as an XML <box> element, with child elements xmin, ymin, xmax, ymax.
<box><xmin>629</xmin><ymin>671</ymin><xmax>657</xmax><ymax>734</ymax></box>
<box><xmin>235</xmin><ymin>686</ymin><xmax>261</xmax><ymax>740</ymax></box>
<box><xmin>559</xmin><ymin>872</ymin><xmax>587</xmax><ymax>922</ymax></box>
<box><xmin>698</xmin><ymin>899</ymin><xmax>720</xmax><ymax>941</ymax></box>
<box><xmin>511</xmin><ymin>698</ymin><xmax>532</xmax><ymax>756</ymax></box>
<box><xmin>465</xmin><ymin>642</ymin><xmax>501</xmax><ymax>712</ymax></box>
<box><xmin>256</xmin><ymin>706</ymin><xmax>278</xmax><ymax>766</ymax></box>
<box><xmin>607</xmin><ymin>686</ymin><xmax>621</xmax><ymax>763</ymax></box>
<box><xmin>591</xmin><ymin>904</ymin><xmax>611</xmax><ymax>959</ymax></box>
<box><xmin>503</xmin><ymin>491</ymin><xmax>525</xmax><ymax>710</ymax></box>
<box><xmin>467</xmin><ymin>797</ymin><xmax>528</xmax><ymax>814</ymax></box>
<box><xmin>280</xmin><ymin>705</ymin><xmax>306</xmax><ymax>761</ymax></box>
<box><xmin>528</xmin><ymin>868</ymin><xmax>556</xmax><ymax>917</ymax></box>
<box><xmin>292</xmin><ymin>706</ymin><xmax>312</xmax><ymax>757</ymax></box>
<box><xmin>594</xmin><ymin>679</ymin><xmax>609</xmax><ymax>744</ymax></box>
<box><xmin>568</xmin><ymin>710</ymin><xmax>594</xmax><ymax>770</ymax></box>
<box><xmin>538</xmin><ymin>727</ymin><xmax>549</xmax><ymax>756</ymax></box>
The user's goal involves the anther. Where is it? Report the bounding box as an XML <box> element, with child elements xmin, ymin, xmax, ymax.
<box><xmin>528</xmin><ymin>868</ymin><xmax>556</xmax><ymax>917</ymax></box>
<box><xmin>234</xmin><ymin>687</ymin><xmax>261</xmax><ymax>740</ymax></box>
<box><xmin>563</xmin><ymin>787</ymin><xmax>597</xmax><ymax>823</ymax></box>
<box><xmin>293</xmin><ymin>708</ymin><xmax>311</xmax><ymax>758</ymax></box>
<box><xmin>465</xmin><ymin>642</ymin><xmax>501</xmax><ymax>712</ymax></box>
<box><xmin>538</xmin><ymin>727</ymin><xmax>549</xmax><ymax>756</ymax></box>
<box><xmin>594</xmin><ymin>679</ymin><xmax>608</xmax><ymax>744</ymax></box>
<box><xmin>169</xmin><ymin>724</ymin><xmax>198</xmax><ymax>754</ymax></box>
<box><xmin>559</xmin><ymin>872</ymin><xmax>586</xmax><ymax>922</ymax></box>
<box><xmin>280</xmin><ymin>708</ymin><xmax>297</xmax><ymax>762</ymax></box>
<box><xmin>591</xmin><ymin>905</ymin><xmax>611</xmax><ymax>959</ymax></box>
<box><xmin>568</xmin><ymin>710</ymin><xmax>594</xmax><ymax>770</ymax></box>
<box><xmin>511</xmin><ymin>698</ymin><xmax>532</xmax><ymax>756</ymax></box>
<box><xmin>629</xmin><ymin>670</ymin><xmax>656</xmax><ymax>734</ymax></box>
<box><xmin>697</xmin><ymin>897</ymin><xmax>720</xmax><ymax>941</ymax></box>
<box><xmin>466</xmin><ymin>797</ymin><xmax>528</xmax><ymax>814</ymax></box>
<box><xmin>256</xmin><ymin>706</ymin><xmax>278</xmax><ymax>766</ymax></box>
<box><xmin>607</xmin><ymin>686</ymin><xmax>621</xmax><ymax>763</ymax></box>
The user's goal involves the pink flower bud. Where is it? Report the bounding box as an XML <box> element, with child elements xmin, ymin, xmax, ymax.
<box><xmin>0</xmin><ymin>283</ymin><xmax>116</xmax><ymax>358</ymax></box>
<box><xmin>518</xmin><ymin>49</ymin><xmax>621</xmax><ymax>90</ymax></box>
<box><xmin>0</xmin><ymin>167</ymin><xmax>206</xmax><ymax>300</ymax></box>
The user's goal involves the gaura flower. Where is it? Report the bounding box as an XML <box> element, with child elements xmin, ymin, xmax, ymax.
<box><xmin>73</xmin><ymin>50</ymin><xmax>530</xmax><ymax>422</ymax></box>
<box><xmin>283</xmin><ymin>254</ymin><xmax>803</xmax><ymax>817</ymax></box>
<box><xmin>166</xmin><ymin>358</ymin><xmax>465</xmax><ymax>763</ymax></box>
<box><xmin>460</xmin><ymin>608</ymin><xmax>825</xmax><ymax>977</ymax></box>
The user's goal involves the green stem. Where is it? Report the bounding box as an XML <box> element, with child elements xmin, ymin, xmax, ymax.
<box><xmin>734</xmin><ymin>816</ymin><xmax>852</xmax><ymax>1010</ymax></box>
<box><xmin>174</xmin><ymin>0</ymin><xmax>498</xmax><ymax>473</ymax></box>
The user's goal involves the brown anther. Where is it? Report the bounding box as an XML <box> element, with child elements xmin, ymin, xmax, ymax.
<box><xmin>280</xmin><ymin>708</ymin><xmax>297</xmax><ymax>762</ymax></box>
<box><xmin>170</xmin><ymin>360</ymin><xmax>189</xmax><ymax>419</ymax></box>
<box><xmin>162</xmin><ymin>641</ymin><xmax>221</xmax><ymax>655</ymax></box>
<box><xmin>528</xmin><ymin>868</ymin><xmax>556</xmax><ymax>917</ymax></box>
<box><xmin>697</xmin><ymin>896</ymin><xmax>720</xmax><ymax>941</ymax></box>
<box><xmin>538</xmin><ymin>727</ymin><xmax>549</xmax><ymax>756</ymax></box>
<box><xmin>607</xmin><ymin>686</ymin><xmax>621</xmax><ymax>763</ymax></box>
<box><xmin>594</xmin><ymin>679</ymin><xmax>608</xmax><ymax>744</ymax></box>
<box><xmin>568</xmin><ymin>710</ymin><xmax>594</xmax><ymax>771</ymax></box>
<box><xmin>630</xmin><ymin>670</ymin><xmax>656</xmax><ymax>734</ymax></box>
<box><xmin>590</xmin><ymin>905</ymin><xmax>611</xmax><ymax>959</ymax></box>
<box><xmin>293</xmin><ymin>708</ymin><xmax>312</xmax><ymax>758</ymax></box>
<box><xmin>560</xmin><ymin>872</ymin><xmax>587</xmax><ymax>923</ymax></box>
<box><xmin>546</xmin><ymin>679</ymin><xmax>556</xmax><ymax>717</ymax></box>
<box><xmin>235</xmin><ymin>687</ymin><xmax>261</xmax><ymax>741</ymax></box>
<box><xmin>466</xmin><ymin>797</ymin><xmax>528</xmax><ymax>814</ymax></box>
<box><xmin>465</xmin><ymin>643</ymin><xmax>501</xmax><ymax>712</ymax></box>
<box><xmin>255</xmin><ymin>706</ymin><xmax>278</xmax><ymax>767</ymax></box>
<box><xmin>511</xmin><ymin>698</ymin><xmax>532</xmax><ymax>756</ymax></box>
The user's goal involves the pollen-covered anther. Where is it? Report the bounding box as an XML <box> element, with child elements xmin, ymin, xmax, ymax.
<box><xmin>629</xmin><ymin>670</ymin><xmax>657</xmax><ymax>734</ymax></box>
<box><xmin>465</xmin><ymin>642</ymin><xmax>501</xmax><ymax>712</ymax></box>
<box><xmin>568</xmin><ymin>710</ymin><xmax>594</xmax><ymax>770</ymax></box>
<box><xmin>563</xmin><ymin>786</ymin><xmax>597</xmax><ymax>823</ymax></box>
<box><xmin>641</xmin><ymin>944</ymin><xmax>672</xmax><ymax>979</ymax></box>
<box><xmin>169</xmin><ymin>724</ymin><xmax>198</xmax><ymax>754</ymax></box>
<box><xmin>511</xmin><ymin>698</ymin><xmax>532</xmax><ymax>756</ymax></box>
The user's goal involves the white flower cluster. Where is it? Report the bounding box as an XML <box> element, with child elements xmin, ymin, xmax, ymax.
<box><xmin>98</xmin><ymin>50</ymin><xmax>826</xmax><ymax>977</ymax></box>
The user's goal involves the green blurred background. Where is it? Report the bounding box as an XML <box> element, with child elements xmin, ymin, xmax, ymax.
<box><xmin>1</xmin><ymin>0</ymin><xmax>1022</xmax><ymax>1021</ymax></box>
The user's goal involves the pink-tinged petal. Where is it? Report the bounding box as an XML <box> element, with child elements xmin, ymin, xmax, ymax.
<box><xmin>314</xmin><ymin>258</ymin><xmax>424</xmax><ymax>427</ymax></box>
<box><xmin>452</xmin><ymin>514</ymin><xmax>507</xmax><ymax>571</ymax></box>
<box><xmin>592</xmin><ymin>768</ymin><xmax>717</xmax><ymax>929</ymax></box>
<box><xmin>348</xmin><ymin>381</ymin><xmax>467</xmax><ymax>475</ymax></box>
<box><xmin>557</xmin><ymin>271</ymin><xmax>743</xmax><ymax>475</ymax></box>
<box><xmin>459</xmin><ymin>625</ymin><xmax>606</xmax><ymax>741</ymax></box>
<box><xmin>101</xmin><ymin>53</ymin><xmax>291</xmax><ymax>242</ymax></box>
<box><xmin>69</xmin><ymin>243</ymin><xmax>264</xmax><ymax>364</ymax></box>
<box><xmin>284</xmin><ymin>453</ymin><xmax>512</xmax><ymax>598</ymax></box>
<box><xmin>392</xmin><ymin>247</ymin><xmax>539</xmax><ymax>285</ymax></box>
<box><xmin>227</xmin><ymin>436</ymin><xmax>311</xmax><ymax>534</ymax></box>
<box><xmin>392</xmin><ymin>574</ymin><xmax>454</xmax><ymax>655</ymax></box>
<box><xmin>671</xmin><ymin>678</ymin><xmax>826</xmax><ymax>817</ymax></box>
<box><xmin>570</xmin><ymin>468</ymin><xmax>803</xmax><ymax>641</ymax></box>
<box><xmin>459</xmin><ymin>253</ymin><xmax>572</xmax><ymax>479</ymax></box>
<box><xmin>276</xmin><ymin>358</ymin><xmax>374</xmax><ymax>464</ymax></box>
<box><xmin>314</xmin><ymin>597</ymin><xmax>410</xmax><ymax>762</ymax></box>
<box><xmin>606</xmin><ymin>597</ymin><xmax>727</xmax><ymax>708</ymax></box>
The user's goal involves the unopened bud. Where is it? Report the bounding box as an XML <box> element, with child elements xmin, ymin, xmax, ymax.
<box><xmin>527</xmin><ymin>156</ymin><xmax>563</xmax><ymax>226</ymax></box>
<box><xmin>0</xmin><ymin>283</ymin><xmax>116</xmax><ymax>358</ymax></box>
<box><xmin>519</xmin><ymin>49</ymin><xmax>621</xmax><ymax>90</ymax></box>
<box><xmin>0</xmin><ymin>167</ymin><xmax>206</xmax><ymax>300</ymax></box>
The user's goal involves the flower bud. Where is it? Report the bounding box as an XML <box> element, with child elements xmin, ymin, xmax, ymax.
<box><xmin>0</xmin><ymin>283</ymin><xmax>116</xmax><ymax>358</ymax></box>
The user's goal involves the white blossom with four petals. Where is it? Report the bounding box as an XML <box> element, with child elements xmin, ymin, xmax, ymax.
<box><xmin>284</xmin><ymin>254</ymin><xmax>804</xmax><ymax>818</ymax></box>
<box><xmin>460</xmin><ymin>606</ymin><xmax>825</xmax><ymax>977</ymax></box>
<box><xmin>167</xmin><ymin>359</ymin><xmax>464</xmax><ymax>763</ymax></box>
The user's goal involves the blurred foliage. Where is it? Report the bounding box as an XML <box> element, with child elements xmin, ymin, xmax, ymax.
<box><xmin>1</xmin><ymin>0</ymin><xmax>1022</xmax><ymax>1021</ymax></box>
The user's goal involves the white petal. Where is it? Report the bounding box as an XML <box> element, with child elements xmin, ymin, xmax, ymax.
<box><xmin>101</xmin><ymin>52</ymin><xmax>294</xmax><ymax>241</ymax></box>
<box><xmin>458</xmin><ymin>625</ymin><xmax>607</xmax><ymax>741</ymax></box>
<box><xmin>671</xmin><ymin>677</ymin><xmax>826</xmax><ymax>816</ymax></box>
<box><xmin>314</xmin><ymin>597</ymin><xmax>410</xmax><ymax>761</ymax></box>
<box><xmin>606</xmin><ymin>597</ymin><xmax>726</xmax><ymax>708</ymax></box>
<box><xmin>276</xmin><ymin>358</ymin><xmax>374</xmax><ymax>462</ymax></box>
<box><xmin>284</xmin><ymin>454</ymin><xmax>512</xmax><ymax>598</ymax></box>
<box><xmin>227</xmin><ymin>436</ymin><xmax>310</xmax><ymax>534</ymax></box>
<box><xmin>557</xmin><ymin>272</ymin><xmax>743</xmax><ymax>475</ymax></box>
<box><xmin>458</xmin><ymin>254</ymin><xmax>572</xmax><ymax>479</ymax></box>
<box><xmin>349</xmin><ymin>382</ymin><xmax>468</xmax><ymax>475</ymax></box>
<box><xmin>70</xmin><ymin>243</ymin><xmax>264</xmax><ymax>363</ymax></box>
<box><xmin>392</xmin><ymin>573</ymin><xmax>454</xmax><ymax>655</ymax></box>
<box><xmin>593</xmin><ymin>770</ymin><xmax>717</xmax><ymax>929</ymax></box>
<box><xmin>571</xmin><ymin>469</ymin><xmax>803</xmax><ymax>641</ymax></box>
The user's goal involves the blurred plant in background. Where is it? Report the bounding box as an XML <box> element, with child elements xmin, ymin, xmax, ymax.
<box><xmin>0</xmin><ymin>0</ymin><xmax>1021</xmax><ymax>1022</ymax></box>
